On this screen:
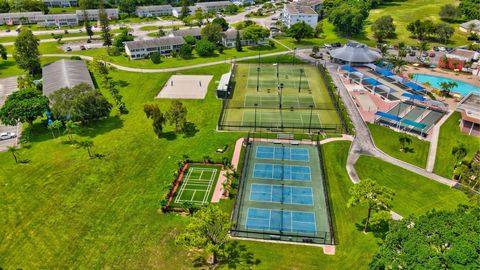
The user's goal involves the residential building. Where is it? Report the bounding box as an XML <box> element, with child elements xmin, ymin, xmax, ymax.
<box><xmin>43</xmin><ymin>0</ymin><xmax>77</xmax><ymax>8</ymax></box>
<box><xmin>136</xmin><ymin>5</ymin><xmax>173</xmax><ymax>17</ymax></box>
<box><xmin>36</xmin><ymin>14</ymin><xmax>79</xmax><ymax>27</ymax></box>
<box><xmin>459</xmin><ymin>19</ymin><xmax>480</xmax><ymax>34</ymax></box>
<box><xmin>169</xmin><ymin>28</ymin><xmax>202</xmax><ymax>39</ymax></box>
<box><xmin>76</xmin><ymin>9</ymin><xmax>119</xmax><ymax>21</ymax></box>
<box><xmin>195</xmin><ymin>1</ymin><xmax>231</xmax><ymax>12</ymax></box>
<box><xmin>456</xmin><ymin>92</ymin><xmax>480</xmax><ymax>137</ymax></box>
<box><xmin>281</xmin><ymin>3</ymin><xmax>318</xmax><ymax>28</ymax></box>
<box><xmin>42</xmin><ymin>59</ymin><xmax>95</xmax><ymax>96</ymax></box>
<box><xmin>221</xmin><ymin>29</ymin><xmax>268</xmax><ymax>48</ymax></box>
<box><xmin>125</xmin><ymin>36</ymin><xmax>185</xmax><ymax>60</ymax></box>
<box><xmin>446</xmin><ymin>48</ymin><xmax>480</xmax><ymax>62</ymax></box>
<box><xmin>172</xmin><ymin>6</ymin><xmax>195</xmax><ymax>18</ymax></box>
<box><xmin>0</xmin><ymin>12</ymin><xmax>42</xmax><ymax>25</ymax></box>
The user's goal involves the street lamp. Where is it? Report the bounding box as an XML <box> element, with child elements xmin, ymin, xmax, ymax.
<box><xmin>254</xmin><ymin>103</ymin><xmax>258</xmax><ymax>132</ymax></box>
<box><xmin>256</xmin><ymin>67</ymin><xmax>260</xmax><ymax>92</ymax></box>
<box><xmin>278</xmin><ymin>83</ymin><xmax>284</xmax><ymax>109</ymax></box>
<box><xmin>308</xmin><ymin>105</ymin><xmax>314</xmax><ymax>133</ymax></box>
<box><xmin>298</xmin><ymin>68</ymin><xmax>303</xmax><ymax>93</ymax></box>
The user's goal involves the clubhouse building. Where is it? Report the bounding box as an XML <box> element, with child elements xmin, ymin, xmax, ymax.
<box><xmin>42</xmin><ymin>59</ymin><xmax>95</xmax><ymax>96</ymax></box>
<box><xmin>330</xmin><ymin>43</ymin><xmax>382</xmax><ymax>65</ymax></box>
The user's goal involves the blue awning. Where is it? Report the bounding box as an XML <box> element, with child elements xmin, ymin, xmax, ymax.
<box><xmin>401</xmin><ymin>119</ymin><xmax>427</xmax><ymax>129</ymax></box>
<box><xmin>376</xmin><ymin>68</ymin><xmax>396</xmax><ymax>77</ymax></box>
<box><xmin>341</xmin><ymin>65</ymin><xmax>358</xmax><ymax>72</ymax></box>
<box><xmin>401</xmin><ymin>93</ymin><xmax>426</xmax><ymax>101</ymax></box>
<box><xmin>375</xmin><ymin>111</ymin><xmax>402</xmax><ymax>122</ymax></box>
<box><xmin>362</xmin><ymin>78</ymin><xmax>383</xmax><ymax>86</ymax></box>
<box><xmin>404</xmin><ymin>81</ymin><xmax>425</xmax><ymax>91</ymax></box>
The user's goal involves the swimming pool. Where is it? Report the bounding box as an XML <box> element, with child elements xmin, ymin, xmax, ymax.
<box><xmin>412</xmin><ymin>74</ymin><xmax>480</xmax><ymax>96</ymax></box>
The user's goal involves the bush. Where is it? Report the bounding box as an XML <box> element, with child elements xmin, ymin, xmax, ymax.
<box><xmin>178</xmin><ymin>44</ymin><xmax>193</xmax><ymax>59</ymax></box>
<box><xmin>195</xmin><ymin>39</ymin><xmax>216</xmax><ymax>57</ymax></box>
<box><xmin>269</xmin><ymin>40</ymin><xmax>275</xmax><ymax>47</ymax></box>
<box><xmin>106</xmin><ymin>46</ymin><xmax>121</xmax><ymax>56</ymax></box>
<box><xmin>150</xmin><ymin>52</ymin><xmax>161</xmax><ymax>64</ymax></box>
<box><xmin>70</xmin><ymin>56</ymin><xmax>81</xmax><ymax>60</ymax></box>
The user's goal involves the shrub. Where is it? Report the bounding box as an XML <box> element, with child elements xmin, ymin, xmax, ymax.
<box><xmin>150</xmin><ymin>52</ymin><xmax>161</xmax><ymax>64</ymax></box>
<box><xmin>70</xmin><ymin>56</ymin><xmax>81</xmax><ymax>60</ymax></box>
<box><xmin>106</xmin><ymin>46</ymin><xmax>121</xmax><ymax>56</ymax></box>
<box><xmin>195</xmin><ymin>39</ymin><xmax>216</xmax><ymax>57</ymax></box>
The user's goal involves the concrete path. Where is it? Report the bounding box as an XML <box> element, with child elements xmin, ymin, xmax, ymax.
<box><xmin>426</xmin><ymin>110</ymin><xmax>454</xmax><ymax>172</ymax></box>
<box><xmin>41</xmin><ymin>50</ymin><xmax>291</xmax><ymax>73</ymax></box>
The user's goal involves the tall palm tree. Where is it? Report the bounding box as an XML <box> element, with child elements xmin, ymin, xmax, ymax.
<box><xmin>418</xmin><ymin>41</ymin><xmax>430</xmax><ymax>61</ymax></box>
<box><xmin>7</xmin><ymin>145</ymin><xmax>18</xmax><ymax>163</ymax></box>
<box><xmin>79</xmin><ymin>140</ymin><xmax>94</xmax><ymax>158</ymax></box>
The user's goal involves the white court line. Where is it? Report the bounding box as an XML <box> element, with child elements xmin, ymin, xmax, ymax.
<box><xmin>174</xmin><ymin>168</ymin><xmax>194</xmax><ymax>203</ymax></box>
<box><xmin>201</xmin><ymin>168</ymin><xmax>217</xmax><ymax>204</ymax></box>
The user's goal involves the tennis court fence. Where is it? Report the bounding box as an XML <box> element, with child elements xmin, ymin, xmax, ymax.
<box><xmin>223</xmin><ymin>99</ymin><xmax>335</xmax><ymax>110</ymax></box>
<box><xmin>231</xmin><ymin>226</ymin><xmax>334</xmax><ymax>245</ymax></box>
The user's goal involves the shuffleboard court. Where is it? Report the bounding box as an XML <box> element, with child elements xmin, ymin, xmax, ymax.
<box><xmin>253</xmin><ymin>163</ymin><xmax>311</xmax><ymax>181</ymax></box>
<box><xmin>256</xmin><ymin>145</ymin><xmax>310</xmax><ymax>161</ymax></box>
<box><xmin>249</xmin><ymin>183</ymin><xmax>313</xmax><ymax>205</ymax></box>
<box><xmin>174</xmin><ymin>167</ymin><xmax>218</xmax><ymax>205</ymax></box>
<box><xmin>246</xmin><ymin>208</ymin><xmax>317</xmax><ymax>233</ymax></box>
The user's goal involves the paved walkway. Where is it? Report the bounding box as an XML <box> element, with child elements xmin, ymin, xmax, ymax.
<box><xmin>426</xmin><ymin>110</ymin><xmax>454</xmax><ymax>172</ymax></box>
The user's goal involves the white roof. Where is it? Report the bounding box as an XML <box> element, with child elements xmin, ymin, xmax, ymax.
<box><xmin>42</xmin><ymin>59</ymin><xmax>94</xmax><ymax>96</ymax></box>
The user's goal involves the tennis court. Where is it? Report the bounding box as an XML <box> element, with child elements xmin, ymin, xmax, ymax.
<box><xmin>253</xmin><ymin>163</ymin><xmax>311</xmax><ymax>181</ymax></box>
<box><xmin>174</xmin><ymin>165</ymin><xmax>220</xmax><ymax>205</ymax></box>
<box><xmin>256</xmin><ymin>145</ymin><xmax>309</xmax><ymax>161</ymax></box>
<box><xmin>231</xmin><ymin>141</ymin><xmax>334</xmax><ymax>244</ymax></box>
<box><xmin>218</xmin><ymin>63</ymin><xmax>345</xmax><ymax>133</ymax></box>
<box><xmin>249</xmin><ymin>183</ymin><xmax>313</xmax><ymax>205</ymax></box>
<box><xmin>246</xmin><ymin>208</ymin><xmax>317</xmax><ymax>233</ymax></box>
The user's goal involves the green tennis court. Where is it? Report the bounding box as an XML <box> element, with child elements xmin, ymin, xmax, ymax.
<box><xmin>173</xmin><ymin>164</ymin><xmax>221</xmax><ymax>205</ymax></box>
<box><xmin>244</xmin><ymin>95</ymin><xmax>317</xmax><ymax>108</ymax></box>
<box><xmin>242</xmin><ymin>111</ymin><xmax>322</xmax><ymax>128</ymax></box>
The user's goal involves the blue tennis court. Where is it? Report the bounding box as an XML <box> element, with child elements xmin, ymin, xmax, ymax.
<box><xmin>246</xmin><ymin>208</ymin><xmax>317</xmax><ymax>233</ymax></box>
<box><xmin>256</xmin><ymin>146</ymin><xmax>310</xmax><ymax>161</ymax></box>
<box><xmin>250</xmin><ymin>184</ymin><xmax>313</xmax><ymax>205</ymax></box>
<box><xmin>253</xmin><ymin>163</ymin><xmax>311</xmax><ymax>181</ymax></box>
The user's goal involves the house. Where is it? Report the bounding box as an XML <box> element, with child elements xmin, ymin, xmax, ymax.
<box><xmin>195</xmin><ymin>1</ymin><xmax>231</xmax><ymax>12</ymax></box>
<box><xmin>446</xmin><ymin>48</ymin><xmax>479</xmax><ymax>62</ymax></box>
<box><xmin>169</xmin><ymin>28</ymin><xmax>202</xmax><ymax>40</ymax></box>
<box><xmin>125</xmin><ymin>36</ymin><xmax>185</xmax><ymax>60</ymax></box>
<box><xmin>459</xmin><ymin>19</ymin><xmax>480</xmax><ymax>34</ymax></box>
<box><xmin>76</xmin><ymin>9</ymin><xmax>119</xmax><ymax>21</ymax></box>
<box><xmin>136</xmin><ymin>5</ymin><xmax>173</xmax><ymax>17</ymax></box>
<box><xmin>43</xmin><ymin>0</ymin><xmax>77</xmax><ymax>8</ymax></box>
<box><xmin>172</xmin><ymin>6</ymin><xmax>195</xmax><ymax>18</ymax></box>
<box><xmin>221</xmin><ymin>29</ymin><xmax>268</xmax><ymax>48</ymax></box>
<box><xmin>36</xmin><ymin>14</ymin><xmax>79</xmax><ymax>27</ymax></box>
<box><xmin>281</xmin><ymin>3</ymin><xmax>318</xmax><ymax>28</ymax></box>
<box><xmin>42</xmin><ymin>59</ymin><xmax>95</xmax><ymax>96</ymax></box>
<box><xmin>0</xmin><ymin>12</ymin><xmax>42</xmax><ymax>25</ymax></box>
<box><xmin>456</xmin><ymin>92</ymin><xmax>480</xmax><ymax>137</ymax></box>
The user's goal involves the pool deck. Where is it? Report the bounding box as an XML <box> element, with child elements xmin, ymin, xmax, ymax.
<box><xmin>404</xmin><ymin>66</ymin><xmax>480</xmax><ymax>91</ymax></box>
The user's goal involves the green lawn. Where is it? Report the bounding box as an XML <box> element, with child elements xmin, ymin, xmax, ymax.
<box><xmin>0</xmin><ymin>56</ymin><xmax>73</xmax><ymax>78</ymax></box>
<box><xmin>139</xmin><ymin>25</ymin><xmax>161</xmax><ymax>31</ymax></box>
<box><xmin>0</xmin><ymin>29</ymin><xmax>121</xmax><ymax>43</ymax></box>
<box><xmin>368</xmin><ymin>123</ymin><xmax>430</xmax><ymax>168</ymax></box>
<box><xmin>365</xmin><ymin>0</ymin><xmax>470</xmax><ymax>47</ymax></box>
<box><xmin>355</xmin><ymin>155</ymin><xmax>469</xmax><ymax>217</ymax></box>
<box><xmin>48</xmin><ymin>7</ymin><xmax>79</xmax><ymax>14</ymax></box>
<box><xmin>434</xmin><ymin>112</ymin><xmax>480</xmax><ymax>178</ymax></box>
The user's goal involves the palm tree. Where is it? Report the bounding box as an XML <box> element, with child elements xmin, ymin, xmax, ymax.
<box><xmin>64</xmin><ymin>120</ymin><xmax>78</xmax><ymax>143</ymax></box>
<box><xmin>390</xmin><ymin>56</ymin><xmax>408</xmax><ymax>72</ymax></box>
<box><xmin>79</xmin><ymin>140</ymin><xmax>94</xmax><ymax>158</ymax></box>
<box><xmin>418</xmin><ymin>41</ymin><xmax>429</xmax><ymax>60</ymax></box>
<box><xmin>439</xmin><ymin>81</ymin><xmax>458</xmax><ymax>96</ymax></box>
<box><xmin>398</xmin><ymin>134</ymin><xmax>412</xmax><ymax>152</ymax></box>
<box><xmin>452</xmin><ymin>143</ymin><xmax>467</xmax><ymax>169</ymax></box>
<box><xmin>7</xmin><ymin>145</ymin><xmax>18</xmax><ymax>163</ymax></box>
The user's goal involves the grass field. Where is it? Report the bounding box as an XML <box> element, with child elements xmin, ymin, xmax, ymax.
<box><xmin>434</xmin><ymin>112</ymin><xmax>480</xmax><ymax>178</ymax></box>
<box><xmin>355</xmin><ymin>155</ymin><xmax>469</xmax><ymax>217</ymax></box>
<box><xmin>172</xmin><ymin>164</ymin><xmax>222</xmax><ymax>206</ymax></box>
<box><xmin>0</xmin><ymin>56</ymin><xmax>74</xmax><ymax>78</ymax></box>
<box><xmin>368</xmin><ymin>123</ymin><xmax>430</xmax><ymax>168</ymax></box>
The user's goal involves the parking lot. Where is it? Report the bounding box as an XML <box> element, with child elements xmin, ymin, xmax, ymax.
<box><xmin>0</xmin><ymin>76</ymin><xmax>20</xmax><ymax>151</ymax></box>
<box><xmin>61</xmin><ymin>40</ymin><xmax>103</xmax><ymax>52</ymax></box>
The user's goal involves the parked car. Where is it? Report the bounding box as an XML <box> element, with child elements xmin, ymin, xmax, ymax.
<box><xmin>65</xmin><ymin>46</ymin><xmax>72</xmax><ymax>52</ymax></box>
<box><xmin>421</xmin><ymin>52</ymin><xmax>428</xmax><ymax>57</ymax></box>
<box><xmin>468</xmin><ymin>35</ymin><xmax>480</xmax><ymax>41</ymax></box>
<box><xmin>5</xmin><ymin>29</ymin><xmax>10</xmax><ymax>32</ymax></box>
<box><xmin>409</xmin><ymin>51</ymin><xmax>416</xmax><ymax>56</ymax></box>
<box><xmin>433</xmin><ymin>46</ymin><xmax>439</xmax><ymax>52</ymax></box>
<box><xmin>438</xmin><ymin>47</ymin><xmax>446</xmax><ymax>51</ymax></box>
<box><xmin>429</xmin><ymin>52</ymin><xmax>436</xmax><ymax>57</ymax></box>
<box><xmin>324</xmin><ymin>44</ymin><xmax>332</xmax><ymax>49</ymax></box>
<box><xmin>80</xmin><ymin>45</ymin><xmax>86</xmax><ymax>50</ymax></box>
<box><xmin>446</xmin><ymin>47</ymin><xmax>454</xmax><ymax>52</ymax></box>
<box><xmin>0</xmin><ymin>132</ymin><xmax>16</xmax><ymax>140</ymax></box>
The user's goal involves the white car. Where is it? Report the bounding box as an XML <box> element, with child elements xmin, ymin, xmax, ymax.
<box><xmin>0</xmin><ymin>132</ymin><xmax>16</xmax><ymax>140</ymax></box>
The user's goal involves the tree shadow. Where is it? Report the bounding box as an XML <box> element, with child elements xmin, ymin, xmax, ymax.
<box><xmin>354</xmin><ymin>218</ymin><xmax>390</xmax><ymax>240</ymax></box>
<box><xmin>78</xmin><ymin>116</ymin><xmax>124</xmax><ymax>138</ymax></box>
<box><xmin>217</xmin><ymin>241</ymin><xmax>261</xmax><ymax>269</ymax></box>
<box><xmin>403</xmin><ymin>147</ymin><xmax>415</xmax><ymax>154</ymax></box>
<box><xmin>116</xmin><ymin>80</ymin><xmax>130</xmax><ymax>87</ymax></box>
<box><xmin>161</xmin><ymin>131</ymin><xmax>177</xmax><ymax>141</ymax></box>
